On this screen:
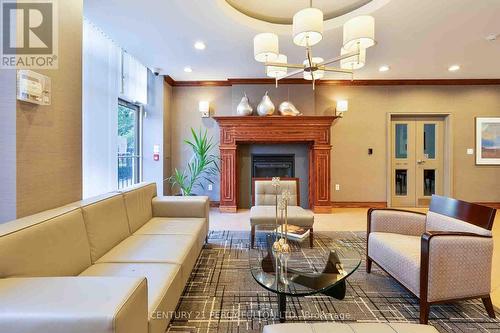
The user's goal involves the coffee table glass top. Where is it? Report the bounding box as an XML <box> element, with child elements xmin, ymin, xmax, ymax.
<box><xmin>249</xmin><ymin>224</ymin><xmax>362</xmax><ymax>297</ymax></box>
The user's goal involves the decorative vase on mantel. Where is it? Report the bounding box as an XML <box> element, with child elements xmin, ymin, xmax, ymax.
<box><xmin>236</xmin><ymin>93</ymin><xmax>253</xmax><ymax>116</ymax></box>
<box><xmin>257</xmin><ymin>91</ymin><xmax>275</xmax><ymax>116</ymax></box>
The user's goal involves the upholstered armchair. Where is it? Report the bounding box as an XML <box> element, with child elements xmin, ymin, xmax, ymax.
<box><xmin>366</xmin><ymin>195</ymin><xmax>497</xmax><ymax>324</ymax></box>
<box><xmin>250</xmin><ymin>178</ymin><xmax>314</xmax><ymax>248</ymax></box>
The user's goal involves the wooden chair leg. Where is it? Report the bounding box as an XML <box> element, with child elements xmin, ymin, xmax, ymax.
<box><xmin>482</xmin><ymin>296</ymin><xmax>496</xmax><ymax>318</ymax></box>
<box><xmin>251</xmin><ymin>226</ymin><xmax>255</xmax><ymax>248</ymax></box>
<box><xmin>366</xmin><ymin>257</ymin><xmax>372</xmax><ymax>273</ymax></box>
<box><xmin>309</xmin><ymin>228</ymin><xmax>314</xmax><ymax>248</ymax></box>
<box><xmin>419</xmin><ymin>300</ymin><xmax>430</xmax><ymax>324</ymax></box>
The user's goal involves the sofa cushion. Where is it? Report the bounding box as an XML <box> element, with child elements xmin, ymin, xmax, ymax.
<box><xmin>96</xmin><ymin>234</ymin><xmax>198</xmax><ymax>284</ymax></box>
<box><xmin>368</xmin><ymin>232</ymin><xmax>421</xmax><ymax>296</ymax></box>
<box><xmin>250</xmin><ymin>205</ymin><xmax>314</xmax><ymax>227</ymax></box>
<box><xmin>0</xmin><ymin>277</ymin><xmax>148</xmax><ymax>333</ymax></box>
<box><xmin>120</xmin><ymin>182</ymin><xmax>157</xmax><ymax>233</ymax></box>
<box><xmin>134</xmin><ymin>217</ymin><xmax>206</xmax><ymax>251</ymax></box>
<box><xmin>80</xmin><ymin>193</ymin><xmax>131</xmax><ymax>263</ymax></box>
<box><xmin>263</xmin><ymin>323</ymin><xmax>439</xmax><ymax>333</ymax></box>
<box><xmin>0</xmin><ymin>207</ymin><xmax>91</xmax><ymax>277</ymax></box>
<box><xmin>80</xmin><ymin>262</ymin><xmax>183</xmax><ymax>333</ymax></box>
<box><xmin>426</xmin><ymin>211</ymin><xmax>492</xmax><ymax>236</ymax></box>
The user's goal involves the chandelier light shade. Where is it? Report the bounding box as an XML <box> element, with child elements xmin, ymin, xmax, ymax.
<box><xmin>343</xmin><ymin>15</ymin><xmax>375</xmax><ymax>51</ymax></box>
<box><xmin>303</xmin><ymin>57</ymin><xmax>324</xmax><ymax>80</ymax></box>
<box><xmin>340</xmin><ymin>47</ymin><xmax>366</xmax><ymax>70</ymax></box>
<box><xmin>254</xmin><ymin>33</ymin><xmax>279</xmax><ymax>62</ymax></box>
<box><xmin>266</xmin><ymin>54</ymin><xmax>288</xmax><ymax>78</ymax></box>
<box><xmin>293</xmin><ymin>8</ymin><xmax>323</xmax><ymax>47</ymax></box>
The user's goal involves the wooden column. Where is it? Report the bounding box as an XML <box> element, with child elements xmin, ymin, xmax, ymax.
<box><xmin>214</xmin><ymin>116</ymin><xmax>336</xmax><ymax>213</ymax></box>
<box><xmin>310</xmin><ymin>145</ymin><xmax>332</xmax><ymax>213</ymax></box>
<box><xmin>219</xmin><ymin>144</ymin><xmax>237</xmax><ymax>212</ymax></box>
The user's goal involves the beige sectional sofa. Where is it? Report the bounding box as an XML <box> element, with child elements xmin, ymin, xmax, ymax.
<box><xmin>0</xmin><ymin>182</ymin><xmax>209</xmax><ymax>333</ymax></box>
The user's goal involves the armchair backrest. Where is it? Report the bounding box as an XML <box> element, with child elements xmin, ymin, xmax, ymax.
<box><xmin>252</xmin><ymin>178</ymin><xmax>299</xmax><ymax>206</ymax></box>
<box><xmin>426</xmin><ymin>195</ymin><xmax>496</xmax><ymax>236</ymax></box>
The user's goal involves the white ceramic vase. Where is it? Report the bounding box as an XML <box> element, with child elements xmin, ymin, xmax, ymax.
<box><xmin>236</xmin><ymin>93</ymin><xmax>253</xmax><ymax>116</ymax></box>
<box><xmin>257</xmin><ymin>91</ymin><xmax>275</xmax><ymax>116</ymax></box>
<box><xmin>279</xmin><ymin>101</ymin><xmax>302</xmax><ymax>116</ymax></box>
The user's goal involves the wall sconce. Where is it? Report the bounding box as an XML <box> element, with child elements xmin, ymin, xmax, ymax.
<box><xmin>336</xmin><ymin>100</ymin><xmax>348</xmax><ymax>118</ymax></box>
<box><xmin>199</xmin><ymin>101</ymin><xmax>210</xmax><ymax>118</ymax></box>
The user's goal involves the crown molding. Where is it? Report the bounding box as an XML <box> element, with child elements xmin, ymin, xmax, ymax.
<box><xmin>164</xmin><ymin>76</ymin><xmax>500</xmax><ymax>87</ymax></box>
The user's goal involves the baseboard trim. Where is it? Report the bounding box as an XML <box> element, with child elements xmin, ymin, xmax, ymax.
<box><xmin>475</xmin><ymin>202</ymin><xmax>500</xmax><ymax>209</ymax></box>
<box><xmin>331</xmin><ymin>201</ymin><xmax>388</xmax><ymax>208</ymax></box>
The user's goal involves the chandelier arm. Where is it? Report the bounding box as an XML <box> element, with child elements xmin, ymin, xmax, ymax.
<box><xmin>322</xmin><ymin>66</ymin><xmax>354</xmax><ymax>74</ymax></box>
<box><xmin>276</xmin><ymin>67</ymin><xmax>305</xmax><ymax>81</ymax></box>
<box><xmin>318</xmin><ymin>51</ymin><xmax>360</xmax><ymax>67</ymax></box>
<box><xmin>265</xmin><ymin>62</ymin><xmax>304</xmax><ymax>69</ymax></box>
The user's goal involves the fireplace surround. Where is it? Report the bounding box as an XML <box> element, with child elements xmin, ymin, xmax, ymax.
<box><xmin>214</xmin><ymin>116</ymin><xmax>336</xmax><ymax>213</ymax></box>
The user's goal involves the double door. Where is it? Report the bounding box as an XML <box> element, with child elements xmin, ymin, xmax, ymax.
<box><xmin>391</xmin><ymin>118</ymin><xmax>444</xmax><ymax>207</ymax></box>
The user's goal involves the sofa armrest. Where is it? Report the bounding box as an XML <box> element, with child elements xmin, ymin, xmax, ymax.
<box><xmin>367</xmin><ymin>208</ymin><xmax>427</xmax><ymax>236</ymax></box>
<box><xmin>152</xmin><ymin>196</ymin><xmax>209</xmax><ymax>219</ymax></box>
<box><xmin>0</xmin><ymin>277</ymin><xmax>148</xmax><ymax>333</ymax></box>
<box><xmin>421</xmin><ymin>231</ymin><xmax>493</xmax><ymax>302</ymax></box>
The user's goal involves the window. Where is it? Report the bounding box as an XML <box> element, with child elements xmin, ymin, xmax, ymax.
<box><xmin>118</xmin><ymin>99</ymin><xmax>142</xmax><ymax>189</ymax></box>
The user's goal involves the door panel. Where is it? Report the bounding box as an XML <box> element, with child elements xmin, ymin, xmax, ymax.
<box><xmin>391</xmin><ymin>121</ymin><xmax>415</xmax><ymax>207</ymax></box>
<box><xmin>416</xmin><ymin>120</ymin><xmax>444</xmax><ymax>207</ymax></box>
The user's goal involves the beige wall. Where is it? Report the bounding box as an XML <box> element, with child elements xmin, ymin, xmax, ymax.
<box><xmin>16</xmin><ymin>0</ymin><xmax>83</xmax><ymax>217</ymax></box>
<box><xmin>170</xmin><ymin>84</ymin><xmax>500</xmax><ymax>204</ymax></box>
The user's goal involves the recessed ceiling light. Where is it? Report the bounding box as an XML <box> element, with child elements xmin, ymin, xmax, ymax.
<box><xmin>379</xmin><ymin>65</ymin><xmax>390</xmax><ymax>72</ymax></box>
<box><xmin>184</xmin><ymin>66</ymin><xmax>193</xmax><ymax>73</ymax></box>
<box><xmin>448</xmin><ymin>65</ymin><xmax>460</xmax><ymax>72</ymax></box>
<box><xmin>485</xmin><ymin>34</ymin><xmax>498</xmax><ymax>41</ymax></box>
<box><xmin>194</xmin><ymin>41</ymin><xmax>206</xmax><ymax>50</ymax></box>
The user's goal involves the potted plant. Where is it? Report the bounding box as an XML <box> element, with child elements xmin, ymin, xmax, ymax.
<box><xmin>168</xmin><ymin>128</ymin><xmax>219</xmax><ymax>196</ymax></box>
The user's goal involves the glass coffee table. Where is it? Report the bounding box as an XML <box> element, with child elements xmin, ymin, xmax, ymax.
<box><xmin>249</xmin><ymin>225</ymin><xmax>361</xmax><ymax>322</ymax></box>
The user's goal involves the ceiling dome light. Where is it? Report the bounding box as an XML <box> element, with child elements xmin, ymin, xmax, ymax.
<box><xmin>254</xmin><ymin>33</ymin><xmax>279</xmax><ymax>62</ymax></box>
<box><xmin>266</xmin><ymin>54</ymin><xmax>288</xmax><ymax>78</ymax></box>
<box><xmin>194</xmin><ymin>41</ymin><xmax>206</xmax><ymax>50</ymax></box>
<box><xmin>448</xmin><ymin>64</ymin><xmax>460</xmax><ymax>72</ymax></box>
<box><xmin>343</xmin><ymin>15</ymin><xmax>375</xmax><ymax>51</ymax></box>
<box><xmin>379</xmin><ymin>65</ymin><xmax>390</xmax><ymax>72</ymax></box>
<box><xmin>303</xmin><ymin>57</ymin><xmax>324</xmax><ymax>80</ymax></box>
<box><xmin>293</xmin><ymin>8</ymin><xmax>323</xmax><ymax>47</ymax></box>
<box><xmin>340</xmin><ymin>47</ymin><xmax>366</xmax><ymax>70</ymax></box>
<box><xmin>183</xmin><ymin>66</ymin><xmax>192</xmax><ymax>73</ymax></box>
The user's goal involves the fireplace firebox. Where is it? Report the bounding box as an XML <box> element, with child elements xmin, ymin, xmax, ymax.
<box><xmin>251</xmin><ymin>154</ymin><xmax>295</xmax><ymax>178</ymax></box>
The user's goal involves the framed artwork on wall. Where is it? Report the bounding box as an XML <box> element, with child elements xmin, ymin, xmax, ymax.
<box><xmin>476</xmin><ymin>117</ymin><xmax>500</xmax><ymax>165</ymax></box>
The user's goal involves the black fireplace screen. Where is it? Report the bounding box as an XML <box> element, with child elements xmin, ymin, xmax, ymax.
<box><xmin>251</xmin><ymin>154</ymin><xmax>295</xmax><ymax>178</ymax></box>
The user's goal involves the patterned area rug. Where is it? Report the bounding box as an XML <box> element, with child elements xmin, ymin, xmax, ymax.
<box><xmin>167</xmin><ymin>231</ymin><xmax>500</xmax><ymax>333</ymax></box>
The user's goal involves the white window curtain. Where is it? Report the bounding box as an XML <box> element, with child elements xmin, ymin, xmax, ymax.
<box><xmin>82</xmin><ymin>19</ymin><xmax>121</xmax><ymax>198</ymax></box>
<box><xmin>83</xmin><ymin>19</ymin><xmax>148</xmax><ymax>198</ymax></box>
<box><xmin>122</xmin><ymin>52</ymin><xmax>148</xmax><ymax>105</ymax></box>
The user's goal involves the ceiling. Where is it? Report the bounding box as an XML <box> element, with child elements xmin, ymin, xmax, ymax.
<box><xmin>84</xmin><ymin>0</ymin><xmax>500</xmax><ymax>80</ymax></box>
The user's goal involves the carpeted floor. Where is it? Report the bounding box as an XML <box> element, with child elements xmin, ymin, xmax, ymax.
<box><xmin>167</xmin><ymin>231</ymin><xmax>500</xmax><ymax>333</ymax></box>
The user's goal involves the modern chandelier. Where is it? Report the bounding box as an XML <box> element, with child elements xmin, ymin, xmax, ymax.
<box><xmin>253</xmin><ymin>2</ymin><xmax>376</xmax><ymax>89</ymax></box>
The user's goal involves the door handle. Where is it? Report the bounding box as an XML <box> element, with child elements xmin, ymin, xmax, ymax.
<box><xmin>417</xmin><ymin>160</ymin><xmax>426</xmax><ymax>164</ymax></box>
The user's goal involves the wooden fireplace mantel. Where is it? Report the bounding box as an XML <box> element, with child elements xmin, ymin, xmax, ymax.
<box><xmin>213</xmin><ymin>116</ymin><xmax>337</xmax><ymax>213</ymax></box>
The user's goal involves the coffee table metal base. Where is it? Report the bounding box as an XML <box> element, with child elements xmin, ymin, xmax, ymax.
<box><xmin>277</xmin><ymin>280</ymin><xmax>346</xmax><ymax>323</ymax></box>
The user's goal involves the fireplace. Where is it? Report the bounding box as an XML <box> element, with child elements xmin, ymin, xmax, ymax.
<box><xmin>252</xmin><ymin>154</ymin><xmax>295</xmax><ymax>178</ymax></box>
<box><xmin>213</xmin><ymin>116</ymin><xmax>336</xmax><ymax>213</ymax></box>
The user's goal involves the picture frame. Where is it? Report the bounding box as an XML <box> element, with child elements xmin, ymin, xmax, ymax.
<box><xmin>475</xmin><ymin>117</ymin><xmax>500</xmax><ymax>165</ymax></box>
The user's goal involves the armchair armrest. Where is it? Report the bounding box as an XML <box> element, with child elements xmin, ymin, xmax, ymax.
<box><xmin>152</xmin><ymin>196</ymin><xmax>209</xmax><ymax>219</ymax></box>
<box><xmin>421</xmin><ymin>231</ymin><xmax>493</xmax><ymax>303</ymax></box>
<box><xmin>367</xmin><ymin>208</ymin><xmax>427</xmax><ymax>236</ymax></box>
<box><xmin>0</xmin><ymin>277</ymin><xmax>148</xmax><ymax>333</ymax></box>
